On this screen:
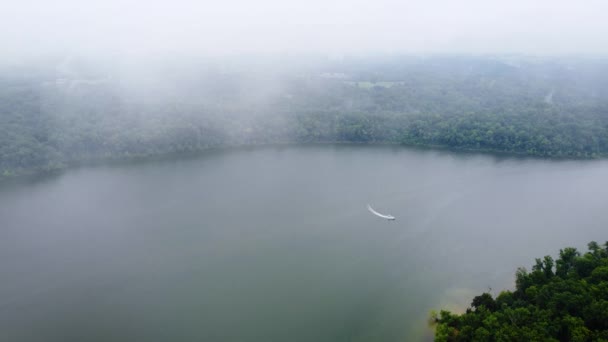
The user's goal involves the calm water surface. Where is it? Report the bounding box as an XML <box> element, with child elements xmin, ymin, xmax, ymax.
<box><xmin>1</xmin><ymin>145</ymin><xmax>608</xmax><ymax>341</ymax></box>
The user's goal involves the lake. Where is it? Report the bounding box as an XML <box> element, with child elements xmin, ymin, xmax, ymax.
<box><xmin>1</xmin><ymin>145</ymin><xmax>607</xmax><ymax>341</ymax></box>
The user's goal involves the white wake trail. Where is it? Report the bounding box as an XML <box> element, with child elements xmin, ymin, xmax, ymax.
<box><xmin>367</xmin><ymin>204</ymin><xmax>396</xmax><ymax>220</ymax></box>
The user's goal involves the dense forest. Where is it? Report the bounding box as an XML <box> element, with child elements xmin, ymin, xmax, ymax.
<box><xmin>2</xmin><ymin>56</ymin><xmax>608</xmax><ymax>177</ymax></box>
<box><xmin>432</xmin><ymin>241</ymin><xmax>608</xmax><ymax>341</ymax></box>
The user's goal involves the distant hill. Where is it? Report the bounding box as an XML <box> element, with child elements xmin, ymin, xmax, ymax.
<box><xmin>3</xmin><ymin>56</ymin><xmax>608</xmax><ymax>177</ymax></box>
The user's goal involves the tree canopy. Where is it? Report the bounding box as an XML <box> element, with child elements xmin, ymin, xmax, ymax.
<box><xmin>432</xmin><ymin>241</ymin><xmax>608</xmax><ymax>342</ymax></box>
<box><xmin>3</xmin><ymin>56</ymin><xmax>608</xmax><ymax>178</ymax></box>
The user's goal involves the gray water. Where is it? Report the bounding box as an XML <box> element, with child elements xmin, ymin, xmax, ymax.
<box><xmin>1</xmin><ymin>145</ymin><xmax>608</xmax><ymax>342</ymax></box>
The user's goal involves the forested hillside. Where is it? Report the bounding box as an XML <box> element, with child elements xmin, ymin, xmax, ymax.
<box><xmin>432</xmin><ymin>241</ymin><xmax>608</xmax><ymax>341</ymax></box>
<box><xmin>2</xmin><ymin>56</ymin><xmax>608</xmax><ymax>177</ymax></box>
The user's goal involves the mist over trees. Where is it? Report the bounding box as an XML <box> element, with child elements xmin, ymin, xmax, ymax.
<box><xmin>2</xmin><ymin>55</ymin><xmax>608</xmax><ymax>177</ymax></box>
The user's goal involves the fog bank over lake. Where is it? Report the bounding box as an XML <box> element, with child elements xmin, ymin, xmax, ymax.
<box><xmin>1</xmin><ymin>145</ymin><xmax>607</xmax><ymax>341</ymax></box>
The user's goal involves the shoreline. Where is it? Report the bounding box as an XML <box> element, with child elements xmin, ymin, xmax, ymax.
<box><xmin>1</xmin><ymin>140</ymin><xmax>604</xmax><ymax>182</ymax></box>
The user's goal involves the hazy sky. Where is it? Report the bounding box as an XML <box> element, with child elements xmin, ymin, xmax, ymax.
<box><xmin>4</xmin><ymin>0</ymin><xmax>608</xmax><ymax>60</ymax></box>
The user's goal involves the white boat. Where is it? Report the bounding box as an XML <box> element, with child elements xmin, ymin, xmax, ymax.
<box><xmin>367</xmin><ymin>204</ymin><xmax>396</xmax><ymax>220</ymax></box>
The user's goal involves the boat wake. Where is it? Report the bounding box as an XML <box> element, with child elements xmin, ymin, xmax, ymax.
<box><xmin>367</xmin><ymin>204</ymin><xmax>396</xmax><ymax>220</ymax></box>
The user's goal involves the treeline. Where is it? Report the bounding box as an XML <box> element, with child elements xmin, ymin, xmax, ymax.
<box><xmin>432</xmin><ymin>241</ymin><xmax>608</xmax><ymax>341</ymax></box>
<box><xmin>2</xmin><ymin>56</ymin><xmax>608</xmax><ymax>177</ymax></box>
<box><xmin>286</xmin><ymin>57</ymin><xmax>608</xmax><ymax>157</ymax></box>
<box><xmin>400</xmin><ymin>109</ymin><xmax>608</xmax><ymax>157</ymax></box>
